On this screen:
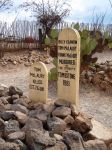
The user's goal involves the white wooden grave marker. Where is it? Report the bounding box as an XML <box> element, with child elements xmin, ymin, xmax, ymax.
<box><xmin>29</xmin><ymin>62</ymin><xmax>48</xmax><ymax>103</ymax></box>
<box><xmin>58</xmin><ymin>28</ymin><xmax>80</xmax><ymax>109</ymax></box>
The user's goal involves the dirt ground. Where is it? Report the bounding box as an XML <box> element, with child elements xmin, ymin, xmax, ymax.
<box><xmin>0</xmin><ymin>50</ymin><xmax>112</xmax><ymax>128</ymax></box>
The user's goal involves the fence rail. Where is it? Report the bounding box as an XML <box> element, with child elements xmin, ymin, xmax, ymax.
<box><xmin>0</xmin><ymin>20</ymin><xmax>112</xmax><ymax>51</ymax></box>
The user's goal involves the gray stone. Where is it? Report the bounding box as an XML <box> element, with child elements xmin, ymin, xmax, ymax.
<box><xmin>5</xmin><ymin>104</ymin><xmax>11</xmax><ymax>110</ymax></box>
<box><xmin>52</xmin><ymin>106</ymin><xmax>71</xmax><ymax>118</ymax></box>
<box><xmin>5</xmin><ymin>96</ymin><xmax>12</xmax><ymax>104</ymax></box>
<box><xmin>54</xmin><ymin>134</ymin><xmax>63</xmax><ymax>141</ymax></box>
<box><xmin>45</xmin><ymin>141</ymin><xmax>67</xmax><ymax>150</ymax></box>
<box><xmin>4</xmin><ymin>120</ymin><xmax>20</xmax><ymax>138</ymax></box>
<box><xmin>84</xmin><ymin>139</ymin><xmax>107</xmax><ymax>150</ymax></box>
<box><xmin>0</xmin><ymin>141</ymin><xmax>20</xmax><ymax>150</ymax></box>
<box><xmin>54</xmin><ymin>99</ymin><xmax>71</xmax><ymax>107</ymax></box>
<box><xmin>14</xmin><ymin>111</ymin><xmax>29</xmax><ymax>125</ymax></box>
<box><xmin>47</xmin><ymin>117</ymin><xmax>66</xmax><ymax>135</ymax></box>
<box><xmin>63</xmin><ymin>130</ymin><xmax>85</xmax><ymax>150</ymax></box>
<box><xmin>8</xmin><ymin>131</ymin><xmax>25</xmax><ymax>141</ymax></box>
<box><xmin>11</xmin><ymin>104</ymin><xmax>28</xmax><ymax>114</ymax></box>
<box><xmin>19</xmin><ymin>95</ymin><xmax>31</xmax><ymax>103</ymax></box>
<box><xmin>64</xmin><ymin>115</ymin><xmax>74</xmax><ymax>125</ymax></box>
<box><xmin>0</xmin><ymin>85</ymin><xmax>8</xmax><ymax>97</ymax></box>
<box><xmin>0</xmin><ymin>101</ymin><xmax>6</xmax><ymax>112</ymax></box>
<box><xmin>13</xmin><ymin>97</ymin><xmax>29</xmax><ymax>108</ymax></box>
<box><xmin>29</xmin><ymin>109</ymin><xmax>48</xmax><ymax>123</ymax></box>
<box><xmin>11</xmin><ymin>94</ymin><xmax>19</xmax><ymax>100</ymax></box>
<box><xmin>0</xmin><ymin>138</ymin><xmax>5</xmax><ymax>143</ymax></box>
<box><xmin>22</xmin><ymin>118</ymin><xmax>43</xmax><ymax>132</ymax></box>
<box><xmin>0</xmin><ymin>97</ymin><xmax>8</xmax><ymax>105</ymax></box>
<box><xmin>9</xmin><ymin>86</ymin><xmax>23</xmax><ymax>96</ymax></box>
<box><xmin>15</xmin><ymin>140</ymin><xmax>28</xmax><ymax>150</ymax></box>
<box><xmin>0</xmin><ymin>118</ymin><xmax>5</xmax><ymax>135</ymax></box>
<box><xmin>43</xmin><ymin>103</ymin><xmax>55</xmax><ymax>114</ymax></box>
<box><xmin>26</xmin><ymin>129</ymin><xmax>56</xmax><ymax>150</ymax></box>
<box><xmin>1</xmin><ymin>111</ymin><xmax>15</xmax><ymax>121</ymax></box>
<box><xmin>72</xmin><ymin>113</ymin><xmax>93</xmax><ymax>134</ymax></box>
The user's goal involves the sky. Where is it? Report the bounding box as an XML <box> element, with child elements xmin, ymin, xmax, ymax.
<box><xmin>0</xmin><ymin>0</ymin><xmax>112</xmax><ymax>24</ymax></box>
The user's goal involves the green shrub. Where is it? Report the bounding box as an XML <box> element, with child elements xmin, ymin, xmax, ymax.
<box><xmin>48</xmin><ymin>58</ymin><xmax>58</xmax><ymax>81</ymax></box>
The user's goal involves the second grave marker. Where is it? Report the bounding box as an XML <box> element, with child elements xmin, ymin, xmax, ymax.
<box><xmin>29</xmin><ymin>62</ymin><xmax>48</xmax><ymax>103</ymax></box>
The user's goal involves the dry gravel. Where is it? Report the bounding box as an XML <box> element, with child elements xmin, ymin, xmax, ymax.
<box><xmin>0</xmin><ymin>50</ymin><xmax>112</xmax><ymax>128</ymax></box>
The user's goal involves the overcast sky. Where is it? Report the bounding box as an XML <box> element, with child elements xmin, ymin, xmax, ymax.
<box><xmin>0</xmin><ymin>0</ymin><xmax>111</xmax><ymax>24</ymax></box>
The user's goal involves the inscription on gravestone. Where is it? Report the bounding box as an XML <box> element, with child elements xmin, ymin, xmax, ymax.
<box><xmin>29</xmin><ymin>62</ymin><xmax>48</xmax><ymax>103</ymax></box>
<box><xmin>58</xmin><ymin>28</ymin><xmax>80</xmax><ymax>108</ymax></box>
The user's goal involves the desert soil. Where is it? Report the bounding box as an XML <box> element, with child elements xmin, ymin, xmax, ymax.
<box><xmin>0</xmin><ymin>50</ymin><xmax>112</xmax><ymax>128</ymax></box>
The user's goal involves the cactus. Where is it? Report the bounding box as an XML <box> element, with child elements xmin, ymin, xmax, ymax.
<box><xmin>73</xmin><ymin>23</ymin><xmax>80</xmax><ymax>30</ymax></box>
<box><xmin>108</xmin><ymin>42</ymin><xmax>112</xmax><ymax>49</ymax></box>
<box><xmin>81</xmin><ymin>37</ymin><xmax>97</xmax><ymax>57</ymax></box>
<box><xmin>81</xmin><ymin>30</ymin><xmax>90</xmax><ymax>38</ymax></box>
<box><xmin>48</xmin><ymin>58</ymin><xmax>58</xmax><ymax>81</ymax></box>
<box><xmin>50</xmin><ymin>29</ymin><xmax>58</xmax><ymax>39</ymax></box>
<box><xmin>45</xmin><ymin>36</ymin><xmax>50</xmax><ymax>45</ymax></box>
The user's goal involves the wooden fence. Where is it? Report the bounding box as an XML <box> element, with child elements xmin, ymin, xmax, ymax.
<box><xmin>0</xmin><ymin>20</ymin><xmax>112</xmax><ymax>51</ymax></box>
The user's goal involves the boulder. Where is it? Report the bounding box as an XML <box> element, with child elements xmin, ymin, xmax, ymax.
<box><xmin>54</xmin><ymin>99</ymin><xmax>71</xmax><ymax>107</ymax></box>
<box><xmin>72</xmin><ymin>113</ymin><xmax>93</xmax><ymax>134</ymax></box>
<box><xmin>0</xmin><ymin>97</ymin><xmax>8</xmax><ymax>105</ymax></box>
<box><xmin>29</xmin><ymin>109</ymin><xmax>48</xmax><ymax>123</ymax></box>
<box><xmin>84</xmin><ymin>139</ymin><xmax>107</xmax><ymax>150</ymax></box>
<box><xmin>45</xmin><ymin>141</ymin><xmax>67</xmax><ymax>150</ymax></box>
<box><xmin>13</xmin><ymin>96</ymin><xmax>31</xmax><ymax>108</ymax></box>
<box><xmin>11</xmin><ymin>94</ymin><xmax>19</xmax><ymax>100</ymax></box>
<box><xmin>4</xmin><ymin>120</ymin><xmax>20</xmax><ymax>138</ymax></box>
<box><xmin>4</xmin><ymin>96</ymin><xmax>12</xmax><ymax>104</ymax></box>
<box><xmin>15</xmin><ymin>140</ymin><xmax>28</xmax><ymax>150</ymax></box>
<box><xmin>54</xmin><ymin>134</ymin><xmax>63</xmax><ymax>141</ymax></box>
<box><xmin>0</xmin><ymin>101</ymin><xmax>6</xmax><ymax>112</ymax></box>
<box><xmin>26</xmin><ymin>129</ymin><xmax>56</xmax><ymax>150</ymax></box>
<box><xmin>22</xmin><ymin>118</ymin><xmax>43</xmax><ymax>132</ymax></box>
<box><xmin>8</xmin><ymin>131</ymin><xmax>25</xmax><ymax>141</ymax></box>
<box><xmin>1</xmin><ymin>111</ymin><xmax>15</xmax><ymax>121</ymax></box>
<box><xmin>9</xmin><ymin>86</ymin><xmax>23</xmax><ymax>96</ymax></box>
<box><xmin>0</xmin><ymin>118</ymin><xmax>5</xmax><ymax>136</ymax></box>
<box><xmin>43</xmin><ymin>103</ymin><xmax>55</xmax><ymax>114</ymax></box>
<box><xmin>0</xmin><ymin>141</ymin><xmax>20</xmax><ymax>150</ymax></box>
<box><xmin>11</xmin><ymin>104</ymin><xmax>28</xmax><ymax>114</ymax></box>
<box><xmin>52</xmin><ymin>106</ymin><xmax>71</xmax><ymax>118</ymax></box>
<box><xmin>64</xmin><ymin>115</ymin><xmax>74</xmax><ymax>125</ymax></box>
<box><xmin>14</xmin><ymin>111</ymin><xmax>29</xmax><ymax>124</ymax></box>
<box><xmin>47</xmin><ymin>117</ymin><xmax>66</xmax><ymax>135</ymax></box>
<box><xmin>63</xmin><ymin>130</ymin><xmax>85</xmax><ymax>150</ymax></box>
<box><xmin>0</xmin><ymin>85</ymin><xmax>8</xmax><ymax>97</ymax></box>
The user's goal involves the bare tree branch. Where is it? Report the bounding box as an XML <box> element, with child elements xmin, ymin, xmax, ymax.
<box><xmin>0</xmin><ymin>0</ymin><xmax>13</xmax><ymax>11</ymax></box>
<box><xmin>20</xmin><ymin>0</ymin><xmax>70</xmax><ymax>43</ymax></box>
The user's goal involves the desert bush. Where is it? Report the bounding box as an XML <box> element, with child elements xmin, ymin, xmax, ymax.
<box><xmin>48</xmin><ymin>58</ymin><xmax>58</xmax><ymax>81</ymax></box>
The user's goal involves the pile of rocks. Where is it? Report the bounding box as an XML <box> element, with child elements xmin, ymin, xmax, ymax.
<box><xmin>0</xmin><ymin>51</ymin><xmax>52</xmax><ymax>67</ymax></box>
<box><xmin>0</xmin><ymin>85</ymin><xmax>112</xmax><ymax>150</ymax></box>
<box><xmin>81</xmin><ymin>61</ymin><xmax>112</xmax><ymax>93</ymax></box>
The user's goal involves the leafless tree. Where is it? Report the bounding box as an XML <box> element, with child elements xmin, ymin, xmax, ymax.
<box><xmin>0</xmin><ymin>0</ymin><xmax>13</xmax><ymax>11</ymax></box>
<box><xmin>0</xmin><ymin>0</ymin><xmax>13</xmax><ymax>58</ymax></box>
<box><xmin>21</xmin><ymin>0</ymin><xmax>70</xmax><ymax>43</ymax></box>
